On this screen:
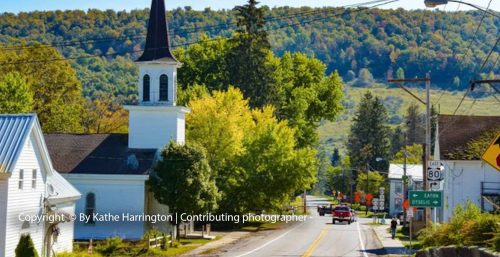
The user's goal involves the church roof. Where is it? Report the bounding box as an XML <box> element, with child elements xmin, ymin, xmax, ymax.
<box><xmin>44</xmin><ymin>133</ymin><xmax>156</xmax><ymax>175</ymax></box>
<box><xmin>136</xmin><ymin>0</ymin><xmax>178</xmax><ymax>63</ymax></box>
<box><xmin>438</xmin><ymin>115</ymin><xmax>500</xmax><ymax>160</ymax></box>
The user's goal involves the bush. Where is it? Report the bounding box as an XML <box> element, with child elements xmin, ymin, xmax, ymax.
<box><xmin>95</xmin><ymin>237</ymin><xmax>127</xmax><ymax>256</ymax></box>
<box><xmin>418</xmin><ymin>201</ymin><xmax>499</xmax><ymax>251</ymax></box>
<box><xmin>15</xmin><ymin>234</ymin><xmax>39</xmax><ymax>257</ymax></box>
<box><xmin>461</xmin><ymin>214</ymin><xmax>498</xmax><ymax>246</ymax></box>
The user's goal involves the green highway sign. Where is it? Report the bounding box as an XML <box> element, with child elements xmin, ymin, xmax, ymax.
<box><xmin>409</xmin><ymin>191</ymin><xmax>443</xmax><ymax>208</ymax></box>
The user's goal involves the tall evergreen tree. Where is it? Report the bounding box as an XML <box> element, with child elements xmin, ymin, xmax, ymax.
<box><xmin>396</xmin><ymin>67</ymin><xmax>405</xmax><ymax>79</ymax></box>
<box><xmin>404</xmin><ymin>103</ymin><xmax>424</xmax><ymax>145</ymax></box>
<box><xmin>227</xmin><ymin>0</ymin><xmax>274</xmax><ymax>107</ymax></box>
<box><xmin>391</xmin><ymin>126</ymin><xmax>404</xmax><ymax>157</ymax></box>
<box><xmin>331</xmin><ymin>148</ymin><xmax>341</xmax><ymax>166</ymax></box>
<box><xmin>347</xmin><ymin>92</ymin><xmax>391</xmax><ymax>173</ymax></box>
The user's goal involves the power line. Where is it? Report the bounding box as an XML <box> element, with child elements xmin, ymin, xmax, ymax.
<box><xmin>0</xmin><ymin>0</ymin><xmax>398</xmax><ymax>66</ymax></box>
<box><xmin>0</xmin><ymin>0</ymin><xmax>389</xmax><ymax>52</ymax></box>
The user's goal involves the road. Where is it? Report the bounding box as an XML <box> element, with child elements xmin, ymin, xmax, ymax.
<box><xmin>217</xmin><ymin>196</ymin><xmax>386</xmax><ymax>257</ymax></box>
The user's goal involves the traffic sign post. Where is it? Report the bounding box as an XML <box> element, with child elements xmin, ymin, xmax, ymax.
<box><xmin>482</xmin><ymin>133</ymin><xmax>500</xmax><ymax>171</ymax></box>
<box><xmin>427</xmin><ymin>160</ymin><xmax>444</xmax><ymax>181</ymax></box>
<box><xmin>409</xmin><ymin>191</ymin><xmax>443</xmax><ymax>208</ymax></box>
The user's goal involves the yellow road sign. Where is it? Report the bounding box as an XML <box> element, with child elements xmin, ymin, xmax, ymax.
<box><xmin>482</xmin><ymin>133</ymin><xmax>500</xmax><ymax>171</ymax></box>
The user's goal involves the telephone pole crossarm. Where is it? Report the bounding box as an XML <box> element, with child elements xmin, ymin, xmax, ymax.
<box><xmin>387</xmin><ymin>78</ymin><xmax>428</xmax><ymax>105</ymax></box>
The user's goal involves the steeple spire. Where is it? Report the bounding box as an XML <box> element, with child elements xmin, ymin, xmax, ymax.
<box><xmin>137</xmin><ymin>0</ymin><xmax>178</xmax><ymax>62</ymax></box>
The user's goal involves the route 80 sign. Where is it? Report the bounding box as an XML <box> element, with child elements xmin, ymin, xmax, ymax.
<box><xmin>427</xmin><ymin>160</ymin><xmax>444</xmax><ymax>181</ymax></box>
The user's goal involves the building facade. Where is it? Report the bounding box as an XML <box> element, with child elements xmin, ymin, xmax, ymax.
<box><xmin>0</xmin><ymin>114</ymin><xmax>80</xmax><ymax>257</ymax></box>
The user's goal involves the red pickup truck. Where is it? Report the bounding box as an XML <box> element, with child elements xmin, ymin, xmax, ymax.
<box><xmin>332</xmin><ymin>206</ymin><xmax>355</xmax><ymax>224</ymax></box>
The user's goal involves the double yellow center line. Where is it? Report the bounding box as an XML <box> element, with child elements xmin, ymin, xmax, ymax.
<box><xmin>301</xmin><ymin>226</ymin><xmax>330</xmax><ymax>257</ymax></box>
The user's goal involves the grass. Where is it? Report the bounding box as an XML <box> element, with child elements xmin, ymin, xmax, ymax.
<box><xmin>317</xmin><ymin>84</ymin><xmax>499</xmax><ymax>154</ymax></box>
<box><xmin>391</xmin><ymin>227</ymin><xmax>424</xmax><ymax>251</ymax></box>
<box><xmin>66</xmin><ymin>237</ymin><xmax>220</xmax><ymax>257</ymax></box>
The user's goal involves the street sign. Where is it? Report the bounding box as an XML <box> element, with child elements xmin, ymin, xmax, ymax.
<box><xmin>407</xmin><ymin>207</ymin><xmax>414</xmax><ymax>218</ymax></box>
<box><xmin>409</xmin><ymin>191</ymin><xmax>443</xmax><ymax>208</ymax></box>
<box><xmin>373</xmin><ymin>198</ymin><xmax>379</xmax><ymax>210</ymax></box>
<box><xmin>482</xmin><ymin>133</ymin><xmax>500</xmax><ymax>171</ymax></box>
<box><xmin>427</xmin><ymin>160</ymin><xmax>444</xmax><ymax>181</ymax></box>
<box><xmin>429</xmin><ymin>181</ymin><xmax>442</xmax><ymax>191</ymax></box>
<box><xmin>403</xmin><ymin>199</ymin><xmax>409</xmax><ymax>210</ymax></box>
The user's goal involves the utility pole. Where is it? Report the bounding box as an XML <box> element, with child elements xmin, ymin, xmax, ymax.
<box><xmin>303</xmin><ymin>189</ymin><xmax>307</xmax><ymax>214</ymax></box>
<box><xmin>365</xmin><ymin>162</ymin><xmax>369</xmax><ymax>215</ymax></box>
<box><xmin>425</xmin><ymin>72</ymin><xmax>432</xmax><ymax>224</ymax></box>
<box><xmin>402</xmin><ymin>131</ymin><xmax>408</xmax><ymax>227</ymax></box>
<box><xmin>388</xmin><ymin>75</ymin><xmax>432</xmax><ymax>225</ymax></box>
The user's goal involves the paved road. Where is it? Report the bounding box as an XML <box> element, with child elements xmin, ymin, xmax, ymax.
<box><xmin>217</xmin><ymin>196</ymin><xmax>386</xmax><ymax>257</ymax></box>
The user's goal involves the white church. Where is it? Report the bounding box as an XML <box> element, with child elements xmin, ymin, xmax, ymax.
<box><xmin>43</xmin><ymin>0</ymin><xmax>190</xmax><ymax>240</ymax></box>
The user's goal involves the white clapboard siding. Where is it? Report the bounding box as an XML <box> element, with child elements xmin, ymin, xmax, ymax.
<box><xmin>4</xmin><ymin>135</ymin><xmax>46</xmax><ymax>257</ymax></box>
<box><xmin>0</xmin><ymin>178</ymin><xmax>8</xmax><ymax>257</ymax></box>
<box><xmin>52</xmin><ymin>204</ymin><xmax>76</xmax><ymax>253</ymax></box>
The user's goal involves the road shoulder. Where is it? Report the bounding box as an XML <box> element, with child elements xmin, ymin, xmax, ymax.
<box><xmin>370</xmin><ymin>222</ymin><xmax>410</xmax><ymax>256</ymax></box>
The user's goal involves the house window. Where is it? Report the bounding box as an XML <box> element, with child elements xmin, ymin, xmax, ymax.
<box><xmin>31</xmin><ymin>169</ymin><xmax>37</xmax><ymax>189</ymax></box>
<box><xmin>18</xmin><ymin>169</ymin><xmax>24</xmax><ymax>189</ymax></box>
<box><xmin>143</xmin><ymin>75</ymin><xmax>150</xmax><ymax>102</ymax></box>
<box><xmin>159</xmin><ymin>74</ymin><xmax>168</xmax><ymax>101</ymax></box>
<box><xmin>85</xmin><ymin>193</ymin><xmax>96</xmax><ymax>224</ymax></box>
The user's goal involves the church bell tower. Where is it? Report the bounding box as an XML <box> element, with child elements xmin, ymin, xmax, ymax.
<box><xmin>125</xmin><ymin>0</ymin><xmax>190</xmax><ymax>149</ymax></box>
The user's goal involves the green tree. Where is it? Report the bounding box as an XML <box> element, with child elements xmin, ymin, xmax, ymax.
<box><xmin>274</xmin><ymin>53</ymin><xmax>344</xmax><ymax>147</ymax></box>
<box><xmin>325</xmin><ymin>166</ymin><xmax>347</xmax><ymax>196</ymax></box>
<box><xmin>396</xmin><ymin>67</ymin><xmax>405</xmax><ymax>79</ymax></box>
<box><xmin>0</xmin><ymin>72</ymin><xmax>33</xmax><ymax>114</ymax></box>
<box><xmin>186</xmin><ymin>86</ymin><xmax>253</xmax><ymax>178</ymax></box>
<box><xmin>453</xmin><ymin>76</ymin><xmax>461</xmax><ymax>88</ymax></box>
<box><xmin>393</xmin><ymin>144</ymin><xmax>423</xmax><ymax>164</ymax></box>
<box><xmin>15</xmin><ymin>234</ymin><xmax>39</xmax><ymax>257</ymax></box>
<box><xmin>236</xmin><ymin>107</ymin><xmax>317</xmax><ymax>212</ymax></box>
<box><xmin>331</xmin><ymin>148</ymin><xmax>341</xmax><ymax>166</ymax></box>
<box><xmin>150</xmin><ymin>142</ymin><xmax>219</xmax><ymax>238</ymax></box>
<box><xmin>347</xmin><ymin>91</ymin><xmax>391</xmax><ymax>173</ymax></box>
<box><xmin>404</xmin><ymin>103</ymin><xmax>424</xmax><ymax>145</ymax></box>
<box><xmin>176</xmin><ymin>36</ymin><xmax>230</xmax><ymax>91</ymax></box>
<box><xmin>0</xmin><ymin>45</ymin><xmax>84</xmax><ymax>132</ymax></box>
<box><xmin>227</xmin><ymin>0</ymin><xmax>274</xmax><ymax>108</ymax></box>
<box><xmin>353</xmin><ymin>68</ymin><xmax>374</xmax><ymax>87</ymax></box>
<box><xmin>355</xmin><ymin>171</ymin><xmax>386</xmax><ymax>196</ymax></box>
<box><xmin>390</xmin><ymin>126</ymin><xmax>404</xmax><ymax>157</ymax></box>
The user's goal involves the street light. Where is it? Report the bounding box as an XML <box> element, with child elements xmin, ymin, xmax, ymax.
<box><xmin>424</xmin><ymin>0</ymin><xmax>500</xmax><ymax>18</ymax></box>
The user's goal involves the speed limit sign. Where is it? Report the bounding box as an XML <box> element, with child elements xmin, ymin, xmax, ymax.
<box><xmin>427</xmin><ymin>161</ymin><xmax>444</xmax><ymax>181</ymax></box>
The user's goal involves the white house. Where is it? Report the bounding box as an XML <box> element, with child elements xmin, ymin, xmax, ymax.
<box><xmin>0</xmin><ymin>114</ymin><xmax>80</xmax><ymax>257</ymax></box>
<box><xmin>43</xmin><ymin>0</ymin><xmax>190</xmax><ymax>240</ymax></box>
<box><xmin>436</xmin><ymin>115</ymin><xmax>500</xmax><ymax>222</ymax></box>
<box><xmin>388</xmin><ymin>163</ymin><xmax>423</xmax><ymax>216</ymax></box>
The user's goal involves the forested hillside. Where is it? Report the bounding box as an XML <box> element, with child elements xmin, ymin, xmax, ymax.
<box><xmin>0</xmin><ymin>7</ymin><xmax>498</xmax><ymax>100</ymax></box>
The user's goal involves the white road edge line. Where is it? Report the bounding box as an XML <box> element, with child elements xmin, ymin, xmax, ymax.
<box><xmin>233</xmin><ymin>218</ymin><xmax>310</xmax><ymax>257</ymax></box>
<box><xmin>356</xmin><ymin>221</ymin><xmax>369</xmax><ymax>257</ymax></box>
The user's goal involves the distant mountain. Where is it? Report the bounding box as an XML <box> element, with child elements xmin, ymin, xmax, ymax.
<box><xmin>0</xmin><ymin>7</ymin><xmax>498</xmax><ymax>100</ymax></box>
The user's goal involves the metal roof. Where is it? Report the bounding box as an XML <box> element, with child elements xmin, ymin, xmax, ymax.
<box><xmin>0</xmin><ymin>114</ymin><xmax>36</xmax><ymax>173</ymax></box>
<box><xmin>388</xmin><ymin>164</ymin><xmax>423</xmax><ymax>180</ymax></box>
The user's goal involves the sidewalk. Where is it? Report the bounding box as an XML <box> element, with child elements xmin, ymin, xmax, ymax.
<box><xmin>180</xmin><ymin>231</ymin><xmax>250</xmax><ymax>256</ymax></box>
<box><xmin>371</xmin><ymin>223</ymin><xmax>412</xmax><ymax>256</ymax></box>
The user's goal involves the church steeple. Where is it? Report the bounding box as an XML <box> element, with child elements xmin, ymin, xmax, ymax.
<box><xmin>137</xmin><ymin>0</ymin><xmax>178</xmax><ymax>63</ymax></box>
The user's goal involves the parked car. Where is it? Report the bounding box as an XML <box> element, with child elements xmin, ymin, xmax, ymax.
<box><xmin>332</xmin><ymin>206</ymin><xmax>354</xmax><ymax>224</ymax></box>
<box><xmin>318</xmin><ymin>204</ymin><xmax>334</xmax><ymax>216</ymax></box>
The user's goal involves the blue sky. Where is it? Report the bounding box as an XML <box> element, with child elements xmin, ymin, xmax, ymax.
<box><xmin>1</xmin><ymin>0</ymin><xmax>499</xmax><ymax>13</ymax></box>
